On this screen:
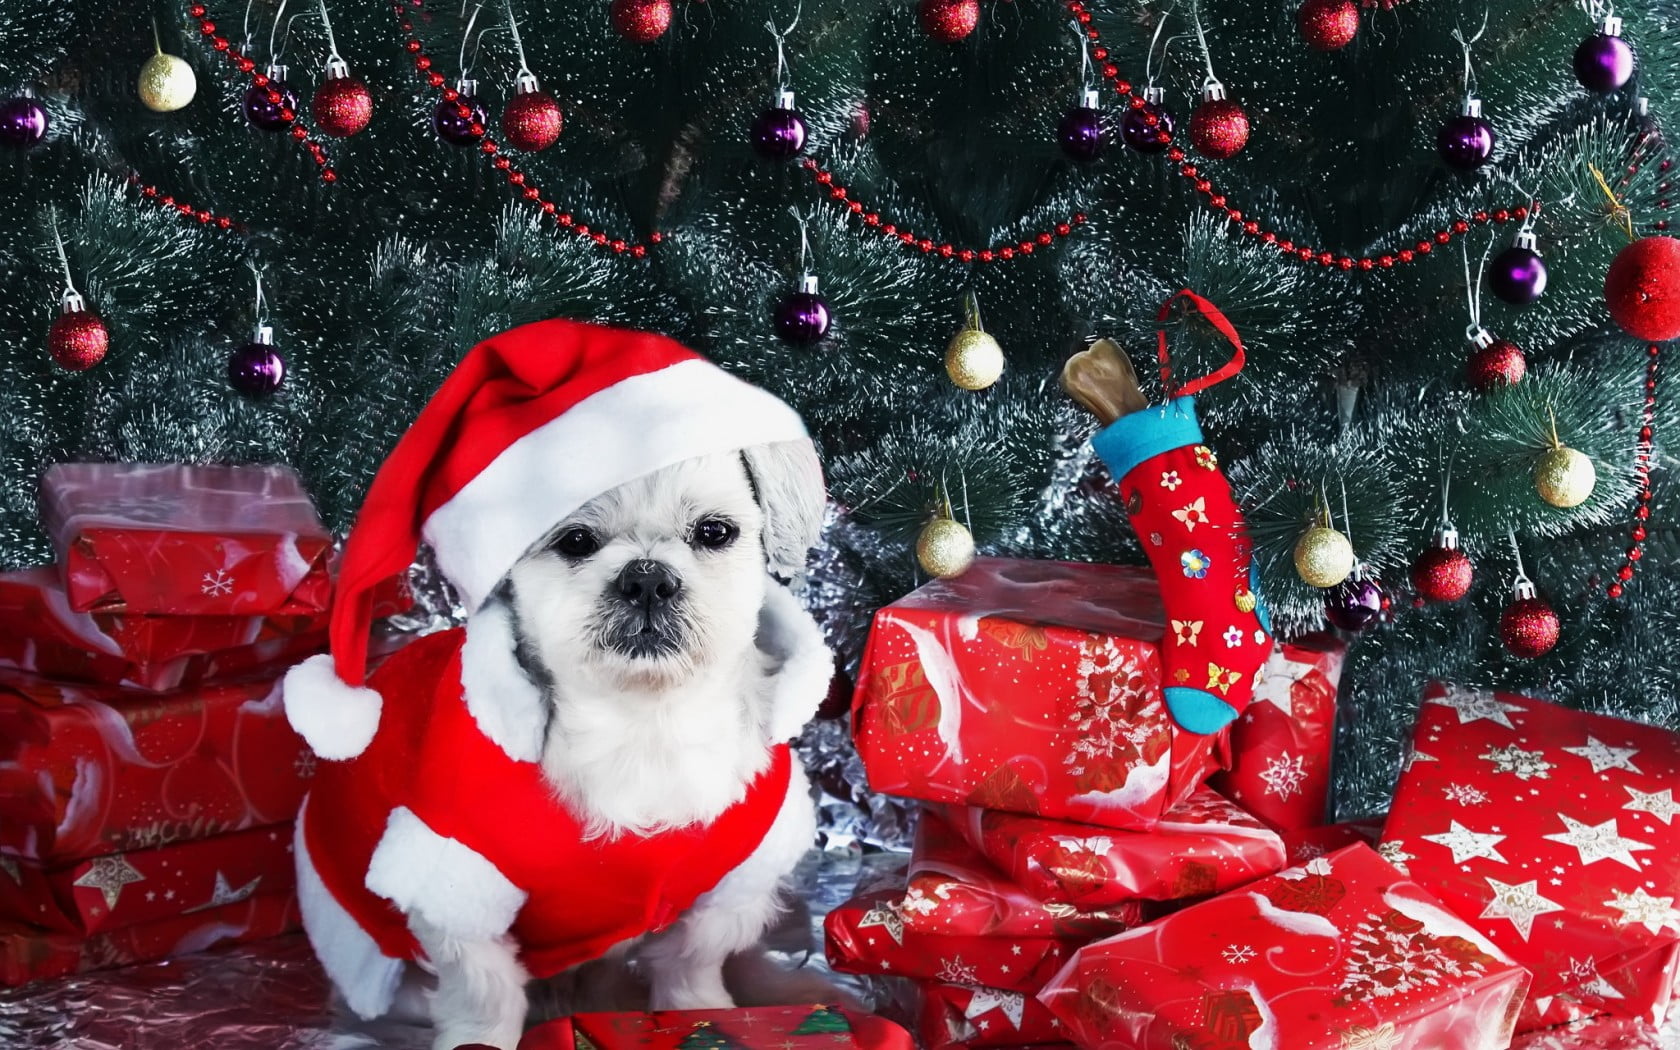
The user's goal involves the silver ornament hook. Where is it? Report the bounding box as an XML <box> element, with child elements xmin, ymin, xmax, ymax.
<box><xmin>504</xmin><ymin>0</ymin><xmax>534</xmax><ymax>81</ymax></box>
<box><xmin>47</xmin><ymin>205</ymin><xmax>80</xmax><ymax>303</ymax></box>
<box><xmin>1451</xmin><ymin>12</ymin><xmax>1488</xmax><ymax>101</ymax></box>
<box><xmin>1067</xmin><ymin>19</ymin><xmax>1094</xmax><ymax>97</ymax></box>
<box><xmin>765</xmin><ymin>4</ymin><xmax>804</xmax><ymax>98</ymax></box>
<box><xmin>247</xmin><ymin>259</ymin><xmax>270</xmax><ymax>338</ymax></box>
<box><xmin>459</xmin><ymin>3</ymin><xmax>486</xmax><ymax>77</ymax></box>
<box><xmin>1506</xmin><ymin>525</ymin><xmax>1531</xmax><ymax>589</ymax></box>
<box><xmin>1144</xmin><ymin>8</ymin><xmax>1174</xmax><ymax>89</ymax></box>
<box><xmin>317</xmin><ymin>0</ymin><xmax>344</xmax><ymax>68</ymax></box>
<box><xmin>787</xmin><ymin>205</ymin><xmax>814</xmax><ymax>278</ymax></box>
<box><xmin>1189</xmin><ymin>0</ymin><xmax>1223</xmax><ymax>95</ymax></box>
<box><xmin>1461</xmin><ymin>237</ymin><xmax>1495</xmax><ymax>341</ymax></box>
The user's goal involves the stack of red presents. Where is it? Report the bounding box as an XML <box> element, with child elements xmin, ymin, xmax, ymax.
<box><xmin>839</xmin><ymin>558</ymin><xmax>1680</xmax><ymax>1049</ymax></box>
<box><xmin>0</xmin><ymin>462</ymin><xmax>405</xmax><ymax>986</ymax></box>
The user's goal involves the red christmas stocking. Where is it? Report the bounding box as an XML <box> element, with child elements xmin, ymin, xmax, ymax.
<box><xmin>1089</xmin><ymin>292</ymin><xmax>1273</xmax><ymax>734</ymax></box>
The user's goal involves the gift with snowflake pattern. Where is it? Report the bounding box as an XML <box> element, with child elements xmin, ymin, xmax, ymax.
<box><xmin>512</xmin><ymin>1005</ymin><xmax>913</xmax><ymax>1050</ymax></box>
<box><xmin>852</xmin><ymin>559</ymin><xmax>1228</xmax><ymax>831</ymax></box>
<box><xmin>931</xmin><ymin>784</ymin><xmax>1286</xmax><ymax>911</ymax></box>
<box><xmin>1279</xmin><ymin>818</ymin><xmax>1384</xmax><ymax>867</ymax></box>
<box><xmin>1378</xmin><ymin>683</ymin><xmax>1680</xmax><ymax>1032</ymax></box>
<box><xmin>918</xmin><ymin>980</ymin><xmax>1069</xmax><ymax>1049</ymax></box>
<box><xmin>39</xmin><ymin>463</ymin><xmax>335</xmax><ymax>616</ymax></box>
<box><xmin>0</xmin><ymin>890</ymin><xmax>298</xmax><ymax>987</ymax></box>
<box><xmin>1208</xmin><ymin>632</ymin><xmax>1345</xmax><ymax>831</ymax></box>
<box><xmin>1038</xmin><ymin>843</ymin><xmax>1531</xmax><ymax>1050</ymax></box>
<box><xmin>0</xmin><ymin>821</ymin><xmax>295</xmax><ymax>936</ymax></box>
<box><xmin>904</xmin><ymin>810</ymin><xmax>1143</xmax><ymax>939</ymax></box>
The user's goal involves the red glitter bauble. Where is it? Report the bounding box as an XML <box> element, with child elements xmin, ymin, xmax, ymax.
<box><xmin>1499</xmin><ymin>596</ymin><xmax>1559</xmax><ymax>659</ymax></box>
<box><xmin>502</xmin><ymin>89</ymin><xmax>563</xmax><ymax>152</ymax></box>
<box><xmin>1188</xmin><ymin>98</ymin><xmax>1249</xmax><ymax>159</ymax></box>
<box><xmin>610</xmin><ymin>0</ymin><xmax>672</xmax><ymax>43</ymax></box>
<box><xmin>919</xmin><ymin>0</ymin><xmax>980</xmax><ymax>43</ymax></box>
<box><xmin>1298</xmin><ymin>0</ymin><xmax>1359</xmax><ymax>51</ymax></box>
<box><xmin>48</xmin><ymin>309</ymin><xmax>109</xmax><ymax>371</ymax></box>
<box><xmin>312</xmin><ymin>74</ymin><xmax>372</xmax><ymax>138</ymax></box>
<box><xmin>1410</xmin><ymin>545</ymin><xmax>1473</xmax><ymax>603</ymax></box>
<box><xmin>1605</xmin><ymin>235</ymin><xmax>1680</xmax><ymax>342</ymax></box>
<box><xmin>1466</xmin><ymin>338</ymin><xmax>1527</xmax><ymax>391</ymax></box>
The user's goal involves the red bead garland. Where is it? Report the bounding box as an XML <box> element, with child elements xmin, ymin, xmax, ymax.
<box><xmin>395</xmin><ymin>1</ymin><xmax>653</xmax><ymax>257</ymax></box>
<box><xmin>1607</xmin><ymin>344</ymin><xmax>1661</xmax><ymax>600</ymax></box>
<box><xmin>185</xmin><ymin>3</ymin><xmax>337</xmax><ymax>183</ymax></box>
<box><xmin>798</xmin><ymin>159</ymin><xmax>1086</xmax><ymax>261</ymax></box>
<box><xmin>127</xmin><ymin>176</ymin><xmax>241</xmax><ymax>232</ymax></box>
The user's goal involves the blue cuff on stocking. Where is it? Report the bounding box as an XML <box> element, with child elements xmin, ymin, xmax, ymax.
<box><xmin>1163</xmin><ymin>686</ymin><xmax>1239</xmax><ymax>735</ymax></box>
<box><xmin>1090</xmin><ymin>396</ymin><xmax>1204</xmax><ymax>481</ymax></box>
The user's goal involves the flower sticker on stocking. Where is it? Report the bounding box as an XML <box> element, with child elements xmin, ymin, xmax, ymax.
<box><xmin>1206</xmin><ymin>664</ymin><xmax>1243</xmax><ymax>694</ymax></box>
<box><xmin>1181</xmin><ymin>549</ymin><xmax>1210</xmax><ymax>579</ymax></box>
<box><xmin>1194</xmin><ymin>445</ymin><xmax>1218</xmax><ymax>470</ymax></box>
<box><xmin>1160</xmin><ymin>470</ymin><xmax>1183</xmax><ymax>491</ymax></box>
<box><xmin>1173</xmin><ymin>497</ymin><xmax>1208</xmax><ymax>532</ymax></box>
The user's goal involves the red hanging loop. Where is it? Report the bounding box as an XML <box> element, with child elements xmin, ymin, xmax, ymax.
<box><xmin>1156</xmin><ymin>289</ymin><xmax>1246</xmax><ymax>398</ymax></box>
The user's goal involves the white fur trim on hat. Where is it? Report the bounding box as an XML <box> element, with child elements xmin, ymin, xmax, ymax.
<box><xmin>422</xmin><ymin>358</ymin><xmax>809</xmax><ymax>612</ymax></box>
<box><xmin>756</xmin><ymin>581</ymin><xmax>833</xmax><ymax>743</ymax></box>
<box><xmin>283</xmin><ymin>653</ymin><xmax>383</xmax><ymax>761</ymax></box>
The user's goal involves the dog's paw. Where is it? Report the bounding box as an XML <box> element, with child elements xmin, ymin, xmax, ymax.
<box><xmin>431</xmin><ymin>1022</ymin><xmax>523</xmax><ymax>1050</ymax></box>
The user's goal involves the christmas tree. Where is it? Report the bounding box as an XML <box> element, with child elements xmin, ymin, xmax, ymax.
<box><xmin>2</xmin><ymin>0</ymin><xmax>1676</xmax><ymax>817</ymax></box>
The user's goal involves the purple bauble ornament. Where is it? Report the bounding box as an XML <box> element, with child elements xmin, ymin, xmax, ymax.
<box><xmin>1120</xmin><ymin>89</ymin><xmax>1174</xmax><ymax>154</ymax></box>
<box><xmin>1437</xmin><ymin>100</ymin><xmax>1495</xmax><ymax>170</ymax></box>
<box><xmin>1487</xmin><ymin>233</ymin><xmax>1548</xmax><ymax>304</ymax></box>
<box><xmin>433</xmin><ymin>80</ymin><xmax>489</xmax><ymax>145</ymax></box>
<box><xmin>1324</xmin><ymin>572</ymin><xmax>1383</xmax><ymax>632</ymax></box>
<box><xmin>773</xmin><ymin>276</ymin><xmax>831</xmax><ymax>345</ymax></box>
<box><xmin>1574</xmin><ymin>19</ymin><xmax>1635</xmax><ymax>94</ymax></box>
<box><xmin>228</xmin><ymin>328</ymin><xmax>286</xmax><ymax>398</ymax></box>
<box><xmin>0</xmin><ymin>89</ymin><xmax>49</xmax><ymax>149</ymax></box>
<box><xmin>243</xmin><ymin>66</ymin><xmax>297</xmax><ymax>131</ymax></box>
<box><xmin>1058</xmin><ymin>89</ymin><xmax>1106</xmax><ymax>163</ymax></box>
<box><xmin>750</xmin><ymin>91</ymin><xmax>808</xmax><ymax>159</ymax></box>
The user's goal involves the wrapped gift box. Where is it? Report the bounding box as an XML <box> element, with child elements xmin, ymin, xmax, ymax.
<box><xmin>0</xmin><ymin>566</ymin><xmax>329</xmax><ymax>693</ymax></box>
<box><xmin>1039</xmin><ymin>844</ymin><xmax>1532</xmax><ymax>1050</ymax></box>
<box><xmin>0</xmin><ymin>891</ymin><xmax>298</xmax><ymax>987</ymax></box>
<box><xmin>826</xmin><ymin>884</ymin><xmax>1080</xmax><ymax>992</ymax></box>
<box><xmin>1208</xmin><ymin>632</ymin><xmax>1344</xmax><ymax>831</ymax></box>
<box><xmin>40</xmin><ymin>463</ymin><xmax>334</xmax><ymax>616</ymax></box>
<box><xmin>0</xmin><ymin>822</ymin><xmax>295</xmax><ymax>935</ymax></box>
<box><xmin>1380</xmin><ymin>683</ymin><xmax>1680</xmax><ymax>1032</ymax></box>
<box><xmin>919</xmin><ymin>980</ymin><xmax>1068</xmax><ymax>1049</ymax></box>
<box><xmin>853</xmin><ymin>559</ymin><xmax>1229</xmax><ymax>831</ymax></box>
<box><xmin>1281</xmin><ymin>818</ymin><xmax>1385</xmax><ymax>866</ymax></box>
<box><xmin>935</xmin><ymin>785</ymin><xmax>1286</xmax><ymax>911</ymax></box>
<box><xmin>907</xmin><ymin>810</ymin><xmax>1142</xmax><ymax>940</ymax></box>
<box><xmin>0</xmin><ymin>669</ymin><xmax>310</xmax><ymax>862</ymax></box>
<box><xmin>515</xmin><ymin>1005</ymin><xmax>912</xmax><ymax>1050</ymax></box>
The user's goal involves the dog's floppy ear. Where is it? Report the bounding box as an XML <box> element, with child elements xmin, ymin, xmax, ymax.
<box><xmin>741</xmin><ymin>439</ymin><xmax>826</xmax><ymax>579</ymax></box>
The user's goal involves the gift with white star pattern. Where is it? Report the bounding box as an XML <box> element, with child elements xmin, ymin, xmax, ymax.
<box><xmin>512</xmin><ymin>1005</ymin><xmax>914</xmax><ymax>1050</ymax></box>
<box><xmin>39</xmin><ymin>463</ymin><xmax>335</xmax><ymax>617</ymax></box>
<box><xmin>852</xmin><ymin>559</ymin><xmax>1228</xmax><ymax>832</ymax></box>
<box><xmin>0</xmin><ymin>890</ymin><xmax>298</xmax><ymax>987</ymax></box>
<box><xmin>917</xmin><ymin>980</ymin><xmax>1068</xmax><ymax>1049</ymax></box>
<box><xmin>0</xmin><ymin>822</ymin><xmax>293</xmax><ymax>937</ymax></box>
<box><xmin>1378</xmin><ymin>682</ymin><xmax>1680</xmax><ymax>1034</ymax></box>
<box><xmin>1038</xmin><ymin>843</ymin><xmax>1531</xmax><ymax>1050</ymax></box>
<box><xmin>932</xmin><ymin>784</ymin><xmax>1286</xmax><ymax>911</ymax></box>
<box><xmin>904</xmin><ymin>810</ymin><xmax>1143</xmax><ymax>939</ymax></box>
<box><xmin>1209</xmin><ymin>632</ymin><xmax>1345</xmax><ymax>832</ymax></box>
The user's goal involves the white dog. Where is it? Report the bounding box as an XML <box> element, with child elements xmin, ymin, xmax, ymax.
<box><xmin>282</xmin><ymin>321</ymin><xmax>838</xmax><ymax>1050</ymax></box>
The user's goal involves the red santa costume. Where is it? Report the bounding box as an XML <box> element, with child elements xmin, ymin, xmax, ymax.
<box><xmin>281</xmin><ymin>320</ymin><xmax>833</xmax><ymax>1019</ymax></box>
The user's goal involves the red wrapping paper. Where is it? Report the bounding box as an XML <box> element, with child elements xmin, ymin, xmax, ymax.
<box><xmin>0</xmin><ymin>669</ymin><xmax>311</xmax><ymax>862</ymax></box>
<box><xmin>514</xmin><ymin>1006</ymin><xmax>912</xmax><ymax>1050</ymax></box>
<box><xmin>1208</xmin><ymin>633</ymin><xmax>1344</xmax><ymax>832</ymax></box>
<box><xmin>853</xmin><ymin>559</ymin><xmax>1228</xmax><ymax>831</ymax></box>
<box><xmin>906</xmin><ymin>810</ymin><xmax>1142</xmax><ymax>939</ymax></box>
<box><xmin>0</xmin><ymin>566</ymin><xmax>329</xmax><ymax>693</ymax></box>
<box><xmin>1380</xmin><ymin>683</ymin><xmax>1680</xmax><ymax>1032</ymax></box>
<box><xmin>39</xmin><ymin>463</ymin><xmax>334</xmax><ymax>616</ymax></box>
<box><xmin>1281</xmin><ymin>818</ymin><xmax>1384</xmax><ymax>866</ymax></box>
<box><xmin>1038</xmin><ymin>844</ymin><xmax>1532</xmax><ymax>1050</ymax></box>
<box><xmin>935</xmin><ymin>785</ymin><xmax>1285</xmax><ymax>910</ymax></box>
<box><xmin>0</xmin><ymin>891</ymin><xmax>298</xmax><ymax>987</ymax></box>
<box><xmin>0</xmin><ymin>822</ymin><xmax>295</xmax><ymax>935</ymax></box>
<box><xmin>826</xmin><ymin>885</ymin><xmax>1080</xmax><ymax>992</ymax></box>
<box><xmin>918</xmin><ymin>981</ymin><xmax>1068</xmax><ymax>1049</ymax></box>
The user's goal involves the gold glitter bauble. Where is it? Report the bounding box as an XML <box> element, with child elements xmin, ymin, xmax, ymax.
<box><xmin>1534</xmin><ymin>445</ymin><xmax>1596</xmax><ymax>508</ymax></box>
<box><xmin>1292</xmin><ymin>525</ymin><xmax>1355</xmax><ymax>588</ymax></box>
<box><xmin>944</xmin><ymin>328</ymin><xmax>1005</xmax><ymax>391</ymax></box>
<box><xmin>917</xmin><ymin>518</ymin><xmax>976</xmax><ymax>578</ymax></box>
<box><xmin>138</xmin><ymin>52</ymin><xmax>197</xmax><ymax>113</ymax></box>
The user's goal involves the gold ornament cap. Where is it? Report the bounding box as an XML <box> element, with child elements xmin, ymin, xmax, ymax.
<box><xmin>1293</xmin><ymin>524</ymin><xmax>1356</xmax><ymax>588</ymax></box>
<box><xmin>139</xmin><ymin>52</ymin><xmax>197</xmax><ymax>113</ymax></box>
<box><xmin>917</xmin><ymin>517</ymin><xmax>976</xmax><ymax>578</ymax></box>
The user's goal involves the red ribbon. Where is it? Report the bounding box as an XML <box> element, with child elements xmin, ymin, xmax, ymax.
<box><xmin>1156</xmin><ymin>289</ymin><xmax>1246</xmax><ymax>398</ymax></box>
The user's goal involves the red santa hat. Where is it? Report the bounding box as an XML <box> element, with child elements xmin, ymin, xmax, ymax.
<box><xmin>284</xmin><ymin>319</ymin><xmax>811</xmax><ymax>760</ymax></box>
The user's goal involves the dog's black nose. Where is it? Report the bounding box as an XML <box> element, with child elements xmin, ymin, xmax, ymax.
<box><xmin>615</xmin><ymin>560</ymin><xmax>682</xmax><ymax>607</ymax></box>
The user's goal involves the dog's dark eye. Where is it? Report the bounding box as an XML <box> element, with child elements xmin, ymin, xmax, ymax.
<box><xmin>692</xmin><ymin>518</ymin><xmax>738</xmax><ymax>550</ymax></box>
<box><xmin>553</xmin><ymin>527</ymin><xmax>600</xmax><ymax>558</ymax></box>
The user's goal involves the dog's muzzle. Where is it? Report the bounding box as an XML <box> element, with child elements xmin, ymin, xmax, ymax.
<box><xmin>600</xmin><ymin>560</ymin><xmax>686</xmax><ymax>658</ymax></box>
